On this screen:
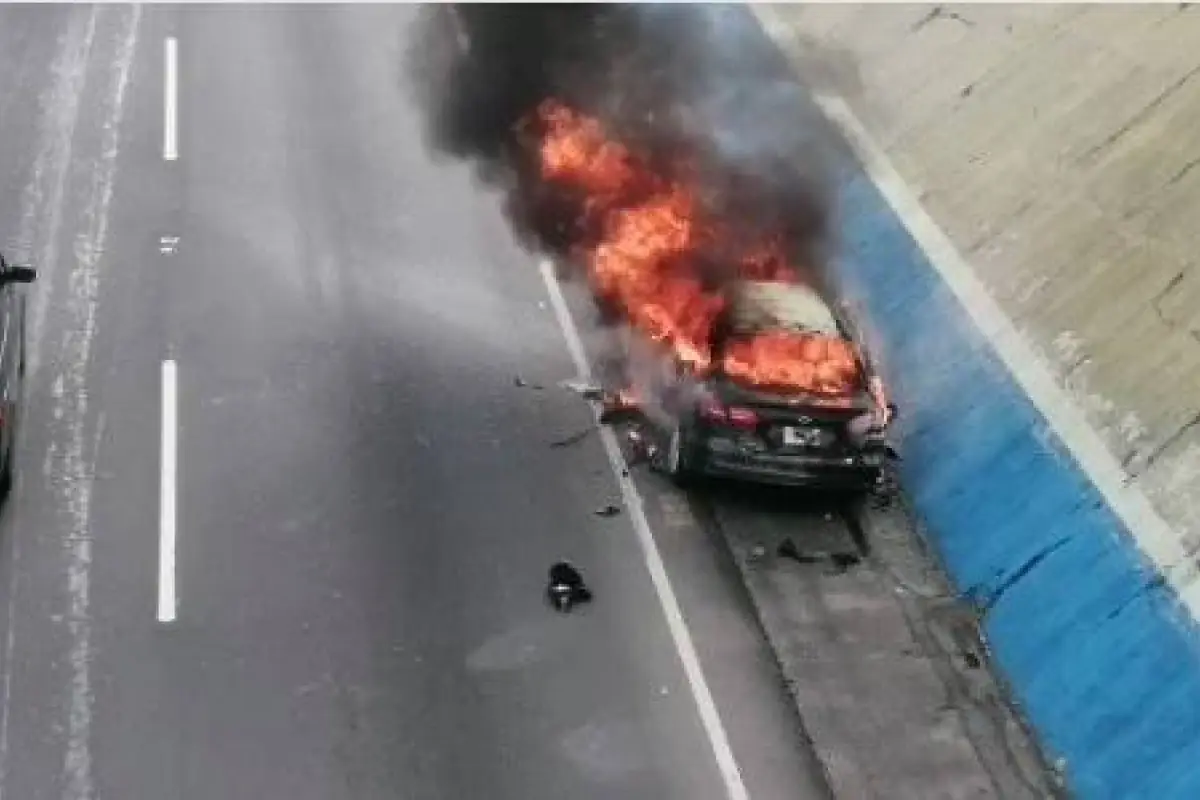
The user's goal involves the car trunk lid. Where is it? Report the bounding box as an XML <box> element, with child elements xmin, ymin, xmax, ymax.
<box><xmin>705</xmin><ymin>377</ymin><xmax>869</xmax><ymax>453</ymax></box>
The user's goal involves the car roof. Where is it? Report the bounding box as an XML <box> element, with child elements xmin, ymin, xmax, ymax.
<box><xmin>728</xmin><ymin>280</ymin><xmax>843</xmax><ymax>337</ymax></box>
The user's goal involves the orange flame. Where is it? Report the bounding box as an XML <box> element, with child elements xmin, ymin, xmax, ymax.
<box><xmin>722</xmin><ymin>332</ymin><xmax>858</xmax><ymax>397</ymax></box>
<box><xmin>532</xmin><ymin>99</ymin><xmax>861</xmax><ymax>398</ymax></box>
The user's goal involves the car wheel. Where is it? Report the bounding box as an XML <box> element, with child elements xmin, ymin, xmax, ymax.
<box><xmin>0</xmin><ymin>423</ymin><xmax>13</xmax><ymax>497</ymax></box>
<box><xmin>658</xmin><ymin>423</ymin><xmax>694</xmax><ymax>487</ymax></box>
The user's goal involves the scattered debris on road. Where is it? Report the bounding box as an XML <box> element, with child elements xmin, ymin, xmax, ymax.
<box><xmin>546</xmin><ymin>561</ymin><xmax>593</xmax><ymax>612</ymax></box>
<box><xmin>549</xmin><ymin>427</ymin><xmax>595</xmax><ymax>448</ymax></box>
<box><xmin>554</xmin><ymin>377</ymin><xmax>659</xmax><ymax>468</ymax></box>
<box><xmin>777</xmin><ymin>537</ymin><xmax>862</xmax><ymax>572</ymax></box>
<box><xmin>557</xmin><ymin>378</ymin><xmax>644</xmax><ymax>426</ymax></box>
<box><xmin>829</xmin><ymin>552</ymin><xmax>863</xmax><ymax>572</ymax></box>
<box><xmin>559</xmin><ymin>377</ymin><xmax>605</xmax><ymax>401</ymax></box>
<box><xmin>514</xmin><ymin>375</ymin><xmax>544</xmax><ymax>390</ymax></box>
<box><xmin>869</xmin><ymin>470</ymin><xmax>902</xmax><ymax>509</ymax></box>
<box><xmin>777</xmin><ymin>538</ymin><xmax>824</xmax><ymax>564</ymax></box>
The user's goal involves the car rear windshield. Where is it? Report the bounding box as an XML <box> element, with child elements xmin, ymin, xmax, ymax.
<box><xmin>727</xmin><ymin>281</ymin><xmax>844</xmax><ymax>338</ymax></box>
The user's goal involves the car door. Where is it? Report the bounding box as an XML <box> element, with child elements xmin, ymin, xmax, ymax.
<box><xmin>0</xmin><ymin>258</ymin><xmax>18</xmax><ymax>456</ymax></box>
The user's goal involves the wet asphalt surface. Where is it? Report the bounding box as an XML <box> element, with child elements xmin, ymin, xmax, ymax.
<box><xmin>0</xmin><ymin>6</ymin><xmax>848</xmax><ymax>799</ymax></box>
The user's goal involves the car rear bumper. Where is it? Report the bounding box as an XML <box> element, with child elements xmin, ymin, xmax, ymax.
<box><xmin>698</xmin><ymin>442</ymin><xmax>885</xmax><ymax>491</ymax></box>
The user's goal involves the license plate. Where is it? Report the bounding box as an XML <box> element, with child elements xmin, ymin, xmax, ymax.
<box><xmin>782</xmin><ymin>426</ymin><xmax>819</xmax><ymax>446</ymax></box>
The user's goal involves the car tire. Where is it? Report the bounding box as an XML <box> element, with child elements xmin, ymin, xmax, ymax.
<box><xmin>1</xmin><ymin>327</ymin><xmax>25</xmax><ymax>498</ymax></box>
<box><xmin>658</xmin><ymin>422</ymin><xmax>695</xmax><ymax>487</ymax></box>
<box><xmin>0</xmin><ymin>421</ymin><xmax>13</xmax><ymax>498</ymax></box>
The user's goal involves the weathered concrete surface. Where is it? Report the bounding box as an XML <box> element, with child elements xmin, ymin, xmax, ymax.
<box><xmin>759</xmin><ymin>3</ymin><xmax>1200</xmax><ymax>552</ymax></box>
<box><xmin>706</xmin><ymin>492</ymin><xmax>1059</xmax><ymax>800</ymax></box>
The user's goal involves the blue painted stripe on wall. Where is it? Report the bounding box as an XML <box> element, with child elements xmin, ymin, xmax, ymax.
<box><xmin>835</xmin><ymin>167</ymin><xmax>1200</xmax><ymax>798</ymax></box>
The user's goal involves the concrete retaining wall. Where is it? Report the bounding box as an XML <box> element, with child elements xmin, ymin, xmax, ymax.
<box><xmin>749</xmin><ymin>5</ymin><xmax>1200</xmax><ymax>797</ymax></box>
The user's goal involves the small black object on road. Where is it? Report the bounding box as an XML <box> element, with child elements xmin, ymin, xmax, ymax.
<box><xmin>547</xmin><ymin>561</ymin><xmax>592</xmax><ymax>613</ymax></box>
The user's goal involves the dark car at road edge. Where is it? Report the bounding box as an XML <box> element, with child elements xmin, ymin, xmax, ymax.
<box><xmin>0</xmin><ymin>253</ymin><xmax>35</xmax><ymax>495</ymax></box>
<box><xmin>636</xmin><ymin>280</ymin><xmax>897</xmax><ymax>496</ymax></box>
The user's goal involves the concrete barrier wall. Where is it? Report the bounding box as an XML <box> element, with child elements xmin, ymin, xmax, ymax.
<box><xmin>748</xmin><ymin>5</ymin><xmax>1200</xmax><ymax>797</ymax></box>
<box><xmin>758</xmin><ymin>2</ymin><xmax>1200</xmax><ymax>572</ymax></box>
<box><xmin>835</xmin><ymin>145</ymin><xmax>1200</xmax><ymax>800</ymax></box>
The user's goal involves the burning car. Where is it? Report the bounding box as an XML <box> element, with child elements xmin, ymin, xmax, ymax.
<box><xmin>634</xmin><ymin>279</ymin><xmax>896</xmax><ymax>492</ymax></box>
<box><xmin>517</xmin><ymin>99</ymin><xmax>895</xmax><ymax>493</ymax></box>
<box><xmin>413</xmin><ymin>7</ymin><xmax>899</xmax><ymax>492</ymax></box>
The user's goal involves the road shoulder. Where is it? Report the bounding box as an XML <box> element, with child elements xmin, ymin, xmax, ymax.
<box><xmin>715</xmin><ymin>489</ymin><xmax>1061</xmax><ymax>799</ymax></box>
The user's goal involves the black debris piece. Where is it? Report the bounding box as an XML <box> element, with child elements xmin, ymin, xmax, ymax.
<box><xmin>549</xmin><ymin>427</ymin><xmax>595</xmax><ymax>448</ymax></box>
<box><xmin>514</xmin><ymin>375</ymin><xmax>544</xmax><ymax>390</ymax></box>
<box><xmin>595</xmin><ymin>504</ymin><xmax>621</xmax><ymax>518</ymax></box>
<box><xmin>547</xmin><ymin>561</ymin><xmax>593</xmax><ymax>613</ymax></box>
<box><xmin>559</xmin><ymin>378</ymin><xmax>605</xmax><ymax>401</ymax></box>
<box><xmin>868</xmin><ymin>463</ymin><xmax>901</xmax><ymax>509</ymax></box>
<box><xmin>776</xmin><ymin>539</ymin><xmax>864</xmax><ymax>572</ymax></box>
<box><xmin>777</xmin><ymin>538</ymin><xmax>824</xmax><ymax>564</ymax></box>
<box><xmin>829</xmin><ymin>551</ymin><xmax>863</xmax><ymax>572</ymax></box>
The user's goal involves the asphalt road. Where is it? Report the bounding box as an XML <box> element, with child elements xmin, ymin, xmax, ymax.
<box><xmin>0</xmin><ymin>6</ymin><xmax>843</xmax><ymax>799</ymax></box>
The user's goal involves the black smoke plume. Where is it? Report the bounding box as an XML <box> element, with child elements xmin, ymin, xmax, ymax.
<box><xmin>403</xmin><ymin>2</ymin><xmax>848</xmax><ymax>293</ymax></box>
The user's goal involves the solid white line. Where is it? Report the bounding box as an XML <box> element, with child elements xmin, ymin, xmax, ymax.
<box><xmin>805</xmin><ymin>91</ymin><xmax>1200</xmax><ymax>606</ymax></box>
<box><xmin>537</xmin><ymin>260</ymin><xmax>750</xmax><ymax>800</ymax></box>
<box><xmin>158</xmin><ymin>360</ymin><xmax>178</xmax><ymax>623</ymax></box>
<box><xmin>163</xmin><ymin>37</ymin><xmax>177</xmax><ymax>161</ymax></box>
